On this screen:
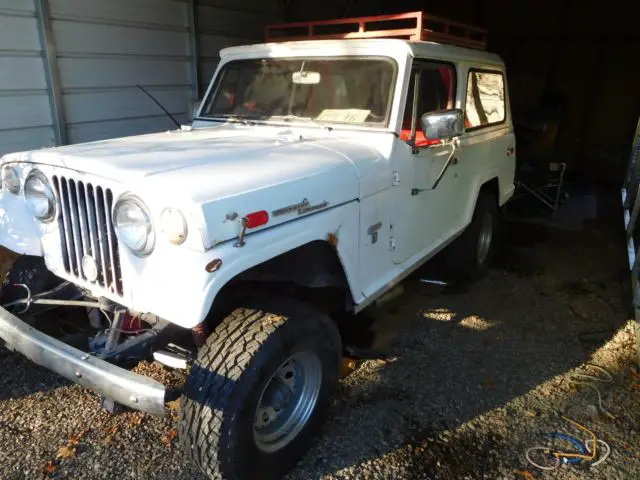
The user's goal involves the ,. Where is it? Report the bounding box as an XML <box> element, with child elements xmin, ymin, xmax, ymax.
<box><xmin>0</xmin><ymin>11</ymin><xmax>515</xmax><ymax>480</ymax></box>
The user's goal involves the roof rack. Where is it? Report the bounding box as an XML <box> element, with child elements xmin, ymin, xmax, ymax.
<box><xmin>265</xmin><ymin>11</ymin><xmax>487</xmax><ymax>50</ymax></box>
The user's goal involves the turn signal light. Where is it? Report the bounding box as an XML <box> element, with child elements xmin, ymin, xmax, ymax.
<box><xmin>245</xmin><ymin>210</ymin><xmax>269</xmax><ymax>229</ymax></box>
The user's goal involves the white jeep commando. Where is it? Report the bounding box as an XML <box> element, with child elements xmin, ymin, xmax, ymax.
<box><xmin>0</xmin><ymin>12</ymin><xmax>515</xmax><ymax>480</ymax></box>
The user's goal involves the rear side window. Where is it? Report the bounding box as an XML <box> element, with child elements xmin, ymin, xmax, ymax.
<box><xmin>465</xmin><ymin>70</ymin><xmax>505</xmax><ymax>129</ymax></box>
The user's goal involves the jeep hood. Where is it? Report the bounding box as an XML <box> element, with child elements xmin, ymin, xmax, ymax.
<box><xmin>15</xmin><ymin>126</ymin><xmax>354</xmax><ymax>181</ymax></box>
<box><xmin>8</xmin><ymin>125</ymin><xmax>378</xmax><ymax>248</ymax></box>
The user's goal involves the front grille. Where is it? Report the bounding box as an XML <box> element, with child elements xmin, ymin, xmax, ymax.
<box><xmin>53</xmin><ymin>176</ymin><xmax>124</xmax><ymax>296</ymax></box>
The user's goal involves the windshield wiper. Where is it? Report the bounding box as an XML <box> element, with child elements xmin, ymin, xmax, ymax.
<box><xmin>281</xmin><ymin>115</ymin><xmax>333</xmax><ymax>132</ymax></box>
<box><xmin>198</xmin><ymin>114</ymin><xmax>257</xmax><ymax>126</ymax></box>
<box><xmin>226</xmin><ymin>115</ymin><xmax>256</xmax><ymax>126</ymax></box>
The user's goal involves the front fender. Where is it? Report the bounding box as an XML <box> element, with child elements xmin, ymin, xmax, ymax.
<box><xmin>195</xmin><ymin>201</ymin><xmax>362</xmax><ymax>327</ymax></box>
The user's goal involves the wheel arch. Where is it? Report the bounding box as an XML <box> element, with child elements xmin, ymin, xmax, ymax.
<box><xmin>462</xmin><ymin>173</ymin><xmax>500</xmax><ymax>229</ymax></box>
<box><xmin>479</xmin><ymin>176</ymin><xmax>500</xmax><ymax>204</ymax></box>
<box><xmin>195</xmin><ymin>203</ymin><xmax>362</xmax><ymax>328</ymax></box>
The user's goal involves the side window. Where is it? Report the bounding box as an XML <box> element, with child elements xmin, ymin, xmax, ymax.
<box><xmin>207</xmin><ymin>66</ymin><xmax>244</xmax><ymax>112</ymax></box>
<box><xmin>401</xmin><ymin>62</ymin><xmax>456</xmax><ymax>146</ymax></box>
<box><xmin>465</xmin><ymin>70</ymin><xmax>505</xmax><ymax>129</ymax></box>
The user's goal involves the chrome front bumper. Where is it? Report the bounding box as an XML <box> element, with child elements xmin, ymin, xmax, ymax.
<box><xmin>0</xmin><ymin>307</ymin><xmax>166</xmax><ymax>416</ymax></box>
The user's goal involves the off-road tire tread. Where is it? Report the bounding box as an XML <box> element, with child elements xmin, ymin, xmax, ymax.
<box><xmin>179</xmin><ymin>297</ymin><xmax>340</xmax><ymax>480</ymax></box>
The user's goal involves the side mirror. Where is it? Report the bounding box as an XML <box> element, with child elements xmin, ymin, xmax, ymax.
<box><xmin>420</xmin><ymin>109</ymin><xmax>464</xmax><ymax>142</ymax></box>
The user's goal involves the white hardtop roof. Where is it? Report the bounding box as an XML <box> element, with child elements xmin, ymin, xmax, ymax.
<box><xmin>220</xmin><ymin>39</ymin><xmax>504</xmax><ymax>68</ymax></box>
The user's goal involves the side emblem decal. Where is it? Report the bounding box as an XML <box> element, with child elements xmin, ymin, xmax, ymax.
<box><xmin>272</xmin><ymin>198</ymin><xmax>329</xmax><ymax>217</ymax></box>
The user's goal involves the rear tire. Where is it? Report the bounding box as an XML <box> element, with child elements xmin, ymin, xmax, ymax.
<box><xmin>179</xmin><ymin>297</ymin><xmax>341</xmax><ymax>480</ymax></box>
<box><xmin>442</xmin><ymin>191</ymin><xmax>498</xmax><ymax>281</ymax></box>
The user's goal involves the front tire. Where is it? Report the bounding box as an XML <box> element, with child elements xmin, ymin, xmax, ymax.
<box><xmin>179</xmin><ymin>297</ymin><xmax>341</xmax><ymax>480</ymax></box>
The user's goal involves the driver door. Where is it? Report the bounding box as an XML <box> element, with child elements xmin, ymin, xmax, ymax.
<box><xmin>391</xmin><ymin>60</ymin><xmax>463</xmax><ymax>264</ymax></box>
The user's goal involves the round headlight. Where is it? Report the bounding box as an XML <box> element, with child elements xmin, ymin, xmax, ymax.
<box><xmin>160</xmin><ymin>208</ymin><xmax>187</xmax><ymax>245</ymax></box>
<box><xmin>24</xmin><ymin>171</ymin><xmax>56</xmax><ymax>222</ymax></box>
<box><xmin>2</xmin><ymin>166</ymin><xmax>21</xmax><ymax>194</ymax></box>
<box><xmin>113</xmin><ymin>195</ymin><xmax>154</xmax><ymax>256</ymax></box>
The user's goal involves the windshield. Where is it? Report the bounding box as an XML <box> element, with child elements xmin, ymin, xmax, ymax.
<box><xmin>200</xmin><ymin>57</ymin><xmax>396</xmax><ymax>126</ymax></box>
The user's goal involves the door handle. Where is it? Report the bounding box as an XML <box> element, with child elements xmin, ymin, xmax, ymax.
<box><xmin>506</xmin><ymin>147</ymin><xmax>515</xmax><ymax>156</ymax></box>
